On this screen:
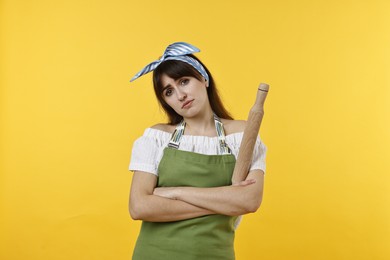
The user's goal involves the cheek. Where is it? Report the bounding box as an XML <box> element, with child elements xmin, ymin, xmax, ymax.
<box><xmin>164</xmin><ymin>98</ymin><xmax>173</xmax><ymax>107</ymax></box>
<box><xmin>198</xmin><ymin>87</ymin><xmax>209</xmax><ymax>100</ymax></box>
<box><xmin>164</xmin><ymin>97</ymin><xmax>179</xmax><ymax>110</ymax></box>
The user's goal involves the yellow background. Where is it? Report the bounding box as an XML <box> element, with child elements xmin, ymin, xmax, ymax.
<box><xmin>1</xmin><ymin>0</ymin><xmax>389</xmax><ymax>259</ymax></box>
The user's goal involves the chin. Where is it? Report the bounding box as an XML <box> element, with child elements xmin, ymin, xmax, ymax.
<box><xmin>179</xmin><ymin>108</ymin><xmax>200</xmax><ymax>118</ymax></box>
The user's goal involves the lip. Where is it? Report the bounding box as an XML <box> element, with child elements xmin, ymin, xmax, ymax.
<box><xmin>182</xmin><ymin>99</ymin><xmax>194</xmax><ymax>109</ymax></box>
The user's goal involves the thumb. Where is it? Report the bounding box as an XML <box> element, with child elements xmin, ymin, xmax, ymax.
<box><xmin>233</xmin><ymin>179</ymin><xmax>256</xmax><ymax>187</ymax></box>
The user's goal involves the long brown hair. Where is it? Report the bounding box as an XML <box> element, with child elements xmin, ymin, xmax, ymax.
<box><xmin>153</xmin><ymin>54</ymin><xmax>233</xmax><ymax>125</ymax></box>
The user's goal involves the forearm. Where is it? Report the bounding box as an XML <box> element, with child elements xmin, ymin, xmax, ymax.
<box><xmin>176</xmin><ymin>185</ymin><xmax>260</xmax><ymax>216</ymax></box>
<box><xmin>159</xmin><ymin>170</ymin><xmax>264</xmax><ymax>216</ymax></box>
<box><xmin>130</xmin><ymin>171</ymin><xmax>216</xmax><ymax>222</ymax></box>
<box><xmin>130</xmin><ymin>194</ymin><xmax>215</xmax><ymax>222</ymax></box>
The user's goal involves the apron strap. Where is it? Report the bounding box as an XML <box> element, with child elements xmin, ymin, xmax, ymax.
<box><xmin>213</xmin><ymin>114</ymin><xmax>233</xmax><ymax>155</ymax></box>
<box><xmin>167</xmin><ymin>113</ymin><xmax>232</xmax><ymax>155</ymax></box>
<box><xmin>167</xmin><ymin>120</ymin><xmax>186</xmax><ymax>149</ymax></box>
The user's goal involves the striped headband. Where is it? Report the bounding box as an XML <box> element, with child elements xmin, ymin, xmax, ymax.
<box><xmin>130</xmin><ymin>42</ymin><xmax>209</xmax><ymax>84</ymax></box>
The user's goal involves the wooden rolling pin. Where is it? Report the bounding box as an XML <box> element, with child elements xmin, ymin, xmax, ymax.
<box><xmin>231</xmin><ymin>83</ymin><xmax>269</xmax><ymax>184</ymax></box>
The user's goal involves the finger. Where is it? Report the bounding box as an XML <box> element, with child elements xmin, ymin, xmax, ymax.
<box><xmin>241</xmin><ymin>179</ymin><xmax>256</xmax><ymax>186</ymax></box>
<box><xmin>234</xmin><ymin>179</ymin><xmax>256</xmax><ymax>186</ymax></box>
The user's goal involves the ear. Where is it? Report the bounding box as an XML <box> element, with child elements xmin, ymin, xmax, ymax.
<box><xmin>205</xmin><ymin>79</ymin><xmax>209</xmax><ymax>88</ymax></box>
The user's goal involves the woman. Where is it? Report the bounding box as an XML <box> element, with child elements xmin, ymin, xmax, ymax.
<box><xmin>128</xmin><ymin>42</ymin><xmax>267</xmax><ymax>259</ymax></box>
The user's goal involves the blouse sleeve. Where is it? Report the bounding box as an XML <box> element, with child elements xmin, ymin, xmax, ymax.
<box><xmin>249</xmin><ymin>136</ymin><xmax>267</xmax><ymax>173</ymax></box>
<box><xmin>128</xmin><ymin>135</ymin><xmax>161</xmax><ymax>176</ymax></box>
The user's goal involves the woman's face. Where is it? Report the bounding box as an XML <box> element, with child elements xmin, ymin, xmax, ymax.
<box><xmin>160</xmin><ymin>74</ymin><xmax>209</xmax><ymax>118</ymax></box>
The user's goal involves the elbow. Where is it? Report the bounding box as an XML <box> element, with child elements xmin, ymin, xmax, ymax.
<box><xmin>247</xmin><ymin>199</ymin><xmax>262</xmax><ymax>213</ymax></box>
<box><xmin>129</xmin><ymin>209</ymin><xmax>140</xmax><ymax>221</ymax></box>
<box><xmin>129</xmin><ymin>202</ymin><xmax>144</xmax><ymax>220</ymax></box>
<box><xmin>129</xmin><ymin>204</ymin><xmax>139</xmax><ymax>220</ymax></box>
<box><xmin>244</xmin><ymin>196</ymin><xmax>263</xmax><ymax>214</ymax></box>
<box><xmin>129</xmin><ymin>194</ymin><xmax>155</xmax><ymax>221</ymax></box>
<box><xmin>229</xmin><ymin>197</ymin><xmax>262</xmax><ymax>216</ymax></box>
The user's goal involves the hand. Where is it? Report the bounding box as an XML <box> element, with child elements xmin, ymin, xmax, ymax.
<box><xmin>153</xmin><ymin>187</ymin><xmax>179</xmax><ymax>200</ymax></box>
<box><xmin>232</xmin><ymin>179</ymin><xmax>256</xmax><ymax>187</ymax></box>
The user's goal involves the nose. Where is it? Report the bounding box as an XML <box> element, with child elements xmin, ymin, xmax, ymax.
<box><xmin>176</xmin><ymin>89</ymin><xmax>187</xmax><ymax>101</ymax></box>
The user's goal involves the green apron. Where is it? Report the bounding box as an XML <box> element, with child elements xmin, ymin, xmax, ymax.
<box><xmin>133</xmin><ymin>115</ymin><xmax>237</xmax><ymax>260</ymax></box>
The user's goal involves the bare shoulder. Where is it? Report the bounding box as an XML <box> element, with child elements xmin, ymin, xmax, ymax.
<box><xmin>150</xmin><ymin>123</ymin><xmax>176</xmax><ymax>134</ymax></box>
<box><xmin>221</xmin><ymin>119</ymin><xmax>247</xmax><ymax>135</ymax></box>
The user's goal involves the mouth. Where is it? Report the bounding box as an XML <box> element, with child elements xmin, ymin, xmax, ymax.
<box><xmin>182</xmin><ymin>99</ymin><xmax>194</xmax><ymax>109</ymax></box>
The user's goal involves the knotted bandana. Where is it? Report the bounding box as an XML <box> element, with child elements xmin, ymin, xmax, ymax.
<box><xmin>130</xmin><ymin>42</ymin><xmax>209</xmax><ymax>84</ymax></box>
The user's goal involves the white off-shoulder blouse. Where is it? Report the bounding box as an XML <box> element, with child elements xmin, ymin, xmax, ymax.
<box><xmin>129</xmin><ymin>127</ymin><xmax>267</xmax><ymax>176</ymax></box>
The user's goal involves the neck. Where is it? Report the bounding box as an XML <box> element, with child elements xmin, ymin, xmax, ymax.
<box><xmin>183</xmin><ymin>107</ymin><xmax>216</xmax><ymax>136</ymax></box>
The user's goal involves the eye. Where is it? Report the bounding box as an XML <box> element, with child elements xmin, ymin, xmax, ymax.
<box><xmin>164</xmin><ymin>88</ymin><xmax>173</xmax><ymax>97</ymax></box>
<box><xmin>180</xmin><ymin>78</ymin><xmax>189</xmax><ymax>86</ymax></box>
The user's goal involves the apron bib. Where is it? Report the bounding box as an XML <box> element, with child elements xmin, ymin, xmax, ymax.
<box><xmin>133</xmin><ymin>115</ymin><xmax>237</xmax><ymax>260</ymax></box>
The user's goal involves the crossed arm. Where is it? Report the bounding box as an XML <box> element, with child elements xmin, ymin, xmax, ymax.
<box><xmin>128</xmin><ymin>169</ymin><xmax>264</xmax><ymax>222</ymax></box>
